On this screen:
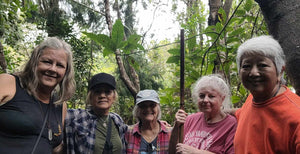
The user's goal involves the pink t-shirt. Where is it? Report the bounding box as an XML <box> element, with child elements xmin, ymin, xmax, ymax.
<box><xmin>183</xmin><ymin>112</ymin><xmax>237</xmax><ymax>154</ymax></box>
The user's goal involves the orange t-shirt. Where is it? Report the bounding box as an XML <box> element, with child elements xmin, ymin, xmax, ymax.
<box><xmin>234</xmin><ymin>87</ymin><xmax>300</xmax><ymax>154</ymax></box>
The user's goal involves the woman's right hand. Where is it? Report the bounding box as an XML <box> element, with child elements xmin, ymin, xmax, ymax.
<box><xmin>175</xmin><ymin>109</ymin><xmax>188</xmax><ymax>126</ymax></box>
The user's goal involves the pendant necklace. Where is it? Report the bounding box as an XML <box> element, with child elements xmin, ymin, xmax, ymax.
<box><xmin>98</xmin><ymin>115</ymin><xmax>109</xmax><ymax>127</ymax></box>
<box><xmin>37</xmin><ymin>95</ymin><xmax>62</xmax><ymax>141</ymax></box>
<box><xmin>46</xmin><ymin>96</ymin><xmax>62</xmax><ymax>141</ymax></box>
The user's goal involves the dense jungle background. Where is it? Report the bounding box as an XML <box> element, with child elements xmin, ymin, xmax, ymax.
<box><xmin>1</xmin><ymin>0</ymin><xmax>299</xmax><ymax>125</ymax></box>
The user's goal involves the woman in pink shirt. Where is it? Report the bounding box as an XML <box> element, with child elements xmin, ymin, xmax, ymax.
<box><xmin>169</xmin><ymin>74</ymin><xmax>237</xmax><ymax>154</ymax></box>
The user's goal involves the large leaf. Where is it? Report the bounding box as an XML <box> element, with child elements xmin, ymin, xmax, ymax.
<box><xmin>166</xmin><ymin>56</ymin><xmax>180</xmax><ymax>64</ymax></box>
<box><xmin>111</xmin><ymin>19</ymin><xmax>124</xmax><ymax>49</ymax></box>
<box><xmin>83</xmin><ymin>32</ymin><xmax>113</xmax><ymax>51</ymax></box>
<box><xmin>127</xmin><ymin>34</ymin><xmax>141</xmax><ymax>44</ymax></box>
<box><xmin>167</xmin><ymin>48</ymin><xmax>180</xmax><ymax>56</ymax></box>
<box><xmin>122</xmin><ymin>34</ymin><xmax>142</xmax><ymax>53</ymax></box>
<box><xmin>103</xmin><ymin>48</ymin><xmax>114</xmax><ymax>57</ymax></box>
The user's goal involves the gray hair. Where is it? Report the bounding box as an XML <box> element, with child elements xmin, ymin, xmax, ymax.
<box><xmin>18</xmin><ymin>37</ymin><xmax>75</xmax><ymax>105</ymax></box>
<box><xmin>191</xmin><ymin>74</ymin><xmax>232</xmax><ymax>110</ymax></box>
<box><xmin>236</xmin><ymin>35</ymin><xmax>286</xmax><ymax>83</ymax></box>
<box><xmin>132</xmin><ymin>103</ymin><xmax>162</xmax><ymax>122</ymax></box>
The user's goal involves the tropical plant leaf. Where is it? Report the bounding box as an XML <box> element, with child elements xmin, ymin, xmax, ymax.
<box><xmin>112</xmin><ymin>19</ymin><xmax>124</xmax><ymax>49</ymax></box>
<box><xmin>167</xmin><ymin>48</ymin><xmax>180</xmax><ymax>55</ymax></box>
<box><xmin>166</xmin><ymin>56</ymin><xmax>180</xmax><ymax>63</ymax></box>
<box><xmin>82</xmin><ymin>32</ymin><xmax>113</xmax><ymax>51</ymax></box>
<box><xmin>231</xmin><ymin>96</ymin><xmax>241</xmax><ymax>104</ymax></box>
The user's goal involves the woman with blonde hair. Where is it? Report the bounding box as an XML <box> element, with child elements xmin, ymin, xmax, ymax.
<box><xmin>0</xmin><ymin>37</ymin><xmax>75</xmax><ymax>154</ymax></box>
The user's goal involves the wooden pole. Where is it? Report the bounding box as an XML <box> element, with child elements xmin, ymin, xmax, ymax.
<box><xmin>179</xmin><ymin>29</ymin><xmax>185</xmax><ymax>143</ymax></box>
<box><xmin>180</xmin><ymin>29</ymin><xmax>185</xmax><ymax>110</ymax></box>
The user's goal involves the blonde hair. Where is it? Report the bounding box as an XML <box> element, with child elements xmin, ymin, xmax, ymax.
<box><xmin>17</xmin><ymin>37</ymin><xmax>75</xmax><ymax>105</ymax></box>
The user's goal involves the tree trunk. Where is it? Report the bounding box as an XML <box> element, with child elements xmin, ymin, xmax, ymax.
<box><xmin>104</xmin><ymin>0</ymin><xmax>139</xmax><ymax>97</ymax></box>
<box><xmin>255</xmin><ymin>0</ymin><xmax>300</xmax><ymax>95</ymax></box>
<box><xmin>104</xmin><ymin>0</ymin><xmax>113</xmax><ymax>35</ymax></box>
<box><xmin>208</xmin><ymin>0</ymin><xmax>222</xmax><ymax>26</ymax></box>
<box><xmin>223</xmin><ymin>0</ymin><xmax>233</xmax><ymax>21</ymax></box>
<box><xmin>208</xmin><ymin>0</ymin><xmax>233</xmax><ymax>78</ymax></box>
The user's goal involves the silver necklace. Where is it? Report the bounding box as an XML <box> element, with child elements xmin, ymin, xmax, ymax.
<box><xmin>98</xmin><ymin>116</ymin><xmax>109</xmax><ymax>127</ymax></box>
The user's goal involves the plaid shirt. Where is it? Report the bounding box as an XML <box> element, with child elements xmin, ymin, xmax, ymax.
<box><xmin>64</xmin><ymin>109</ymin><xmax>127</xmax><ymax>154</ymax></box>
<box><xmin>125</xmin><ymin>121</ymin><xmax>172</xmax><ymax>154</ymax></box>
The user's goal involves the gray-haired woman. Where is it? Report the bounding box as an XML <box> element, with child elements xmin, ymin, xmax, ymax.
<box><xmin>0</xmin><ymin>37</ymin><xmax>75</xmax><ymax>154</ymax></box>
<box><xmin>169</xmin><ymin>74</ymin><xmax>237</xmax><ymax>154</ymax></box>
<box><xmin>234</xmin><ymin>35</ymin><xmax>300</xmax><ymax>153</ymax></box>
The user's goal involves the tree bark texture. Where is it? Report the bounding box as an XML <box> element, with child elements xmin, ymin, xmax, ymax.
<box><xmin>104</xmin><ymin>0</ymin><xmax>113</xmax><ymax>35</ymax></box>
<box><xmin>208</xmin><ymin>0</ymin><xmax>233</xmax><ymax>25</ymax></box>
<box><xmin>104</xmin><ymin>0</ymin><xmax>139</xmax><ymax>97</ymax></box>
<box><xmin>208</xmin><ymin>0</ymin><xmax>222</xmax><ymax>26</ymax></box>
<box><xmin>223</xmin><ymin>0</ymin><xmax>233</xmax><ymax>21</ymax></box>
<box><xmin>255</xmin><ymin>0</ymin><xmax>300</xmax><ymax>95</ymax></box>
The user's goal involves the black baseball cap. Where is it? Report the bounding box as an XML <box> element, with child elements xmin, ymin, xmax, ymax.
<box><xmin>88</xmin><ymin>73</ymin><xmax>116</xmax><ymax>90</ymax></box>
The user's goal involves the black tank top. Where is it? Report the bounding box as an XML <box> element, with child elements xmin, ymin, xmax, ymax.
<box><xmin>0</xmin><ymin>76</ymin><xmax>63</xmax><ymax>154</ymax></box>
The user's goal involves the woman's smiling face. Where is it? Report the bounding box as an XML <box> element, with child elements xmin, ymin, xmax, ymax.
<box><xmin>197</xmin><ymin>86</ymin><xmax>224</xmax><ymax>116</ymax></box>
<box><xmin>239</xmin><ymin>53</ymin><xmax>281</xmax><ymax>101</ymax></box>
<box><xmin>138</xmin><ymin>101</ymin><xmax>159</xmax><ymax>122</ymax></box>
<box><xmin>36</xmin><ymin>48</ymin><xmax>68</xmax><ymax>90</ymax></box>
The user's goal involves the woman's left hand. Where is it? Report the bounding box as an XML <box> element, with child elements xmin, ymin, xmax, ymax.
<box><xmin>176</xmin><ymin>143</ymin><xmax>214</xmax><ymax>154</ymax></box>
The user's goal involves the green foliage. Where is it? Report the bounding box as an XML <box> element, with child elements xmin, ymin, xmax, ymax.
<box><xmin>164</xmin><ymin>0</ymin><xmax>268</xmax><ymax>123</ymax></box>
<box><xmin>2</xmin><ymin>0</ymin><xmax>271</xmax><ymax>125</ymax></box>
<box><xmin>46</xmin><ymin>8</ymin><xmax>72</xmax><ymax>38</ymax></box>
<box><xmin>67</xmin><ymin>36</ymin><xmax>93</xmax><ymax>108</ymax></box>
<box><xmin>0</xmin><ymin>0</ymin><xmax>26</xmax><ymax>44</ymax></box>
<box><xmin>83</xmin><ymin>19</ymin><xmax>143</xmax><ymax>57</ymax></box>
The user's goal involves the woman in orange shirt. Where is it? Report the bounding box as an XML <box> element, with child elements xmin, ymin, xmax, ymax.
<box><xmin>234</xmin><ymin>35</ymin><xmax>300</xmax><ymax>153</ymax></box>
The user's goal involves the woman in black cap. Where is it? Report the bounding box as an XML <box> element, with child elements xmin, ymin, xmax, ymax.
<box><xmin>64</xmin><ymin>73</ymin><xmax>127</xmax><ymax>154</ymax></box>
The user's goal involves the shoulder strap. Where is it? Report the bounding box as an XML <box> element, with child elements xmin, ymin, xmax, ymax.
<box><xmin>103</xmin><ymin>116</ymin><xmax>113</xmax><ymax>154</ymax></box>
<box><xmin>31</xmin><ymin>104</ymin><xmax>50</xmax><ymax>154</ymax></box>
